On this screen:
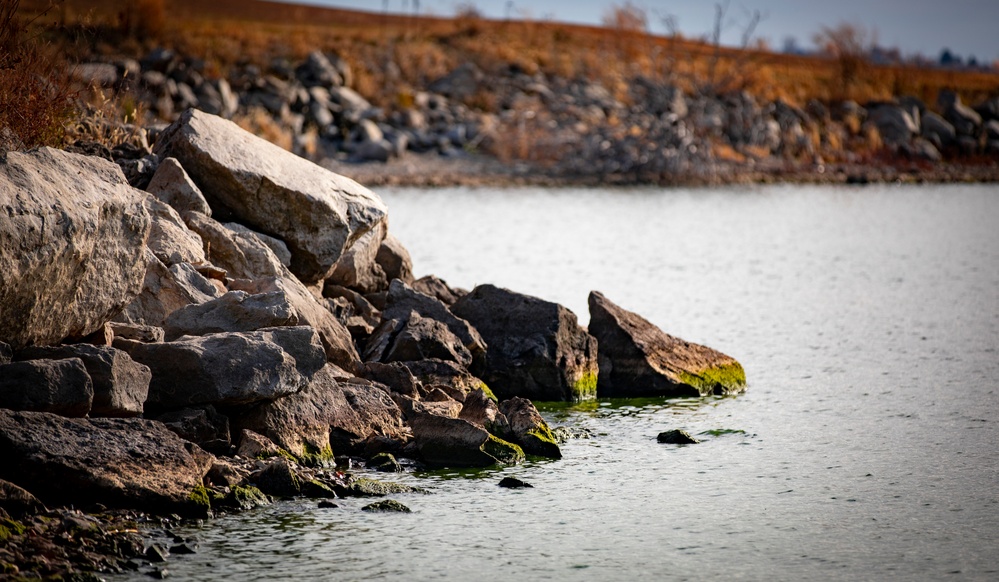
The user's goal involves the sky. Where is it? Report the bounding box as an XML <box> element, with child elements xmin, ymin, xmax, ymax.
<box><xmin>291</xmin><ymin>0</ymin><xmax>999</xmax><ymax>64</ymax></box>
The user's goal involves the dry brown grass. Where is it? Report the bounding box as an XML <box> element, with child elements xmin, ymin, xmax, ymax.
<box><xmin>17</xmin><ymin>0</ymin><xmax>999</xmax><ymax>113</ymax></box>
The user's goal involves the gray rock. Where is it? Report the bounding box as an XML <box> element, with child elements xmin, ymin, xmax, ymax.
<box><xmin>0</xmin><ymin>409</ymin><xmax>214</xmax><ymax>516</ymax></box>
<box><xmin>296</xmin><ymin>51</ymin><xmax>343</xmax><ymax>88</ymax></box>
<box><xmin>109</xmin><ymin>322</ymin><xmax>165</xmax><ymax>343</ymax></box>
<box><xmin>15</xmin><ymin>345</ymin><xmax>150</xmax><ymax>417</ymax></box>
<box><xmin>375</xmin><ymin>233</ymin><xmax>415</xmax><ymax>285</ymax></box>
<box><xmin>235</xmin><ymin>365</ymin><xmax>406</xmax><ymax>459</ymax></box>
<box><xmin>867</xmin><ymin>104</ymin><xmax>918</xmax><ymax>146</ymax></box>
<box><xmin>0</xmin><ymin>359</ymin><xmax>93</xmax><ymax>417</ymax></box>
<box><xmin>225</xmin><ymin>222</ymin><xmax>292</xmax><ymax>268</ymax></box>
<box><xmin>157</xmin><ymin>405</ymin><xmax>231</xmax><ymax>455</ymax></box>
<box><xmin>0</xmin><ymin>148</ymin><xmax>150</xmax><ymax>349</ymax></box>
<box><xmin>329</xmin><ymin>86</ymin><xmax>371</xmax><ymax>113</ymax></box>
<box><xmin>327</xmin><ymin>219</ymin><xmax>388</xmax><ymax>293</ymax></box>
<box><xmin>498</xmin><ymin>397</ymin><xmax>561</xmax><ymax>459</ymax></box>
<box><xmin>369</xmin><ymin>312</ymin><xmax>473</xmax><ymax>368</ymax></box>
<box><xmin>383</xmin><ymin>280</ymin><xmax>485</xmax><ymax>367</ymax></box>
<box><xmin>230</xmin><ymin>277</ymin><xmax>359</xmax><ymax>370</ymax></box>
<box><xmin>164</xmin><ymin>290</ymin><xmax>299</xmax><ymax>341</ymax></box>
<box><xmin>114</xmin><ymin>251</ymin><xmax>223</xmax><ymax>327</ymax></box>
<box><xmin>123</xmin><ymin>327</ymin><xmax>325</xmax><ymax>409</ymax></box>
<box><xmin>905</xmin><ymin>138</ymin><xmax>942</xmax><ymax>162</ymax></box>
<box><xmin>182</xmin><ymin>212</ymin><xmax>286</xmax><ymax>281</ymax></box>
<box><xmin>358</xmin><ymin>361</ymin><xmax>421</xmax><ymax>398</ymax></box>
<box><xmin>428</xmin><ymin>62</ymin><xmax>482</xmax><ymax>100</ymax></box>
<box><xmin>154</xmin><ymin>109</ymin><xmax>387</xmax><ymax>283</ymax></box>
<box><xmin>409</xmin><ymin>409</ymin><xmax>524</xmax><ymax>468</ymax></box>
<box><xmin>946</xmin><ymin>98</ymin><xmax>982</xmax><ymax>136</ymax></box>
<box><xmin>451</xmin><ymin>284</ymin><xmax>598</xmax><ymax>402</ymax></box>
<box><xmin>588</xmin><ymin>291</ymin><xmax>746</xmax><ymax>398</ymax></box>
<box><xmin>145</xmin><ymin>157</ymin><xmax>212</xmax><ymax>216</ymax></box>
<box><xmin>144</xmin><ymin>194</ymin><xmax>206</xmax><ymax>266</ymax></box>
<box><xmin>361</xmin><ymin>499</ymin><xmax>410</xmax><ymax>512</ymax></box>
<box><xmin>921</xmin><ymin>111</ymin><xmax>956</xmax><ymax>148</ymax></box>
<box><xmin>411</xmin><ymin>275</ymin><xmax>465</xmax><ymax>305</ymax></box>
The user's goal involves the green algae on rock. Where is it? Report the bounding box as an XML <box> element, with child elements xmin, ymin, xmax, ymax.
<box><xmin>361</xmin><ymin>499</ymin><xmax>412</xmax><ymax>513</ymax></box>
<box><xmin>587</xmin><ymin>291</ymin><xmax>746</xmax><ymax>398</ymax></box>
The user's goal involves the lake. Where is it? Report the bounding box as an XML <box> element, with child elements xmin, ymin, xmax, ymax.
<box><xmin>133</xmin><ymin>183</ymin><xmax>999</xmax><ymax>581</ymax></box>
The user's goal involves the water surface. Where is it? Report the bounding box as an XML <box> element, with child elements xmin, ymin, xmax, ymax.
<box><xmin>144</xmin><ymin>184</ymin><xmax>999</xmax><ymax>581</ymax></box>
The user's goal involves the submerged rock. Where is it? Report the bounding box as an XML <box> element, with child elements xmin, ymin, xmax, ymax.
<box><xmin>451</xmin><ymin>284</ymin><xmax>598</xmax><ymax>402</ymax></box>
<box><xmin>154</xmin><ymin>109</ymin><xmax>387</xmax><ymax>283</ymax></box>
<box><xmin>656</xmin><ymin>429</ymin><xmax>700</xmax><ymax>444</ymax></box>
<box><xmin>587</xmin><ymin>291</ymin><xmax>746</xmax><ymax>397</ymax></box>
<box><xmin>0</xmin><ymin>410</ymin><xmax>213</xmax><ymax>516</ymax></box>
<box><xmin>361</xmin><ymin>499</ymin><xmax>411</xmax><ymax>512</ymax></box>
<box><xmin>0</xmin><ymin>147</ymin><xmax>150</xmax><ymax>349</ymax></box>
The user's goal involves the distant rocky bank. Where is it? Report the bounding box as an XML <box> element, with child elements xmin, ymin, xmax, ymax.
<box><xmin>68</xmin><ymin>48</ymin><xmax>999</xmax><ymax>188</ymax></box>
<box><xmin>1</xmin><ymin>108</ymin><xmax>745</xmax><ymax>578</ymax></box>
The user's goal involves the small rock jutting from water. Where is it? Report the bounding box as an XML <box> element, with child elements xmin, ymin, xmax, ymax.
<box><xmin>361</xmin><ymin>499</ymin><xmax>412</xmax><ymax>512</ymax></box>
<box><xmin>498</xmin><ymin>477</ymin><xmax>534</xmax><ymax>489</ymax></box>
<box><xmin>656</xmin><ymin>430</ymin><xmax>701</xmax><ymax>445</ymax></box>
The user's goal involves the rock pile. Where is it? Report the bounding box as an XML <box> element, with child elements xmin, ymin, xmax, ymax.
<box><xmin>75</xmin><ymin>50</ymin><xmax>999</xmax><ymax>185</ymax></box>
<box><xmin>1</xmin><ymin>109</ymin><xmax>745</xmax><ymax>575</ymax></box>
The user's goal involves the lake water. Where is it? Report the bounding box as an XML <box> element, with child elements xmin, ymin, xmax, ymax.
<box><xmin>138</xmin><ymin>184</ymin><xmax>999</xmax><ymax>581</ymax></box>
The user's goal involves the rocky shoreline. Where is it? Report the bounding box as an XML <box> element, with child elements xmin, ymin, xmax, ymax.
<box><xmin>0</xmin><ymin>108</ymin><xmax>745</xmax><ymax>579</ymax></box>
<box><xmin>68</xmin><ymin>48</ymin><xmax>999</xmax><ymax>190</ymax></box>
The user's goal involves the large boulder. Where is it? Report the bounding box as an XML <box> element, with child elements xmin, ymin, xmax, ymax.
<box><xmin>236</xmin><ymin>365</ymin><xmax>406</xmax><ymax>461</ymax></box>
<box><xmin>409</xmin><ymin>409</ymin><xmax>524</xmax><ymax>468</ymax></box>
<box><xmin>0</xmin><ymin>147</ymin><xmax>150</xmax><ymax>349</ymax></box>
<box><xmin>154</xmin><ymin>109</ymin><xmax>387</xmax><ymax>283</ymax></box>
<box><xmin>122</xmin><ymin>327</ymin><xmax>326</xmax><ymax>409</ymax></box>
<box><xmin>383</xmin><ymin>280</ymin><xmax>485</xmax><ymax>365</ymax></box>
<box><xmin>587</xmin><ymin>291</ymin><xmax>746</xmax><ymax>397</ymax></box>
<box><xmin>0</xmin><ymin>410</ymin><xmax>213</xmax><ymax>516</ymax></box>
<box><xmin>157</xmin><ymin>405</ymin><xmax>232</xmax><ymax>455</ymax></box>
<box><xmin>411</xmin><ymin>275</ymin><xmax>466</xmax><ymax>305</ymax></box>
<box><xmin>365</xmin><ymin>313</ymin><xmax>473</xmax><ymax>368</ymax></box>
<box><xmin>0</xmin><ymin>358</ymin><xmax>93</xmax><ymax>417</ymax></box>
<box><xmin>867</xmin><ymin>104</ymin><xmax>918</xmax><ymax>146</ymax></box>
<box><xmin>15</xmin><ymin>345</ymin><xmax>150</xmax><ymax>417</ymax></box>
<box><xmin>164</xmin><ymin>290</ymin><xmax>299</xmax><ymax>341</ymax></box>
<box><xmin>921</xmin><ymin>111</ymin><xmax>957</xmax><ymax>148</ymax></box>
<box><xmin>450</xmin><ymin>284</ymin><xmax>598</xmax><ymax>402</ymax></box>
<box><xmin>375</xmin><ymin>233</ymin><xmax>414</xmax><ymax>284</ymax></box>
<box><xmin>499</xmin><ymin>397</ymin><xmax>561</xmax><ymax>459</ymax></box>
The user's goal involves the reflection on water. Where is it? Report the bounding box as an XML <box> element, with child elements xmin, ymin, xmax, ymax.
<box><xmin>121</xmin><ymin>184</ymin><xmax>999</xmax><ymax>581</ymax></box>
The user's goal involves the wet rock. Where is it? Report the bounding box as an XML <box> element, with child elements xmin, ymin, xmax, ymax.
<box><xmin>250</xmin><ymin>458</ymin><xmax>300</xmax><ymax>497</ymax></box>
<box><xmin>409</xmin><ymin>409</ymin><xmax>524</xmax><ymax>468</ymax></box>
<box><xmin>375</xmin><ymin>233</ymin><xmax>415</xmax><ymax>284</ymax></box>
<box><xmin>163</xmin><ymin>290</ymin><xmax>299</xmax><ymax>341</ymax></box>
<box><xmin>656</xmin><ymin>429</ymin><xmax>700</xmax><ymax>444</ymax></box>
<box><xmin>318</xmin><ymin>500</ymin><xmax>339</xmax><ymax>508</ymax></box>
<box><xmin>451</xmin><ymin>284</ymin><xmax>598</xmax><ymax>402</ymax></box>
<box><xmin>499</xmin><ymin>397</ymin><xmax>561</xmax><ymax>459</ymax></box>
<box><xmin>361</xmin><ymin>499</ymin><xmax>411</xmax><ymax>512</ymax></box>
<box><xmin>144</xmin><ymin>194</ymin><xmax>206</xmax><ymax>267</ymax></box>
<box><xmin>0</xmin><ymin>147</ymin><xmax>150</xmax><ymax>349</ymax></box>
<box><xmin>235</xmin><ymin>365</ymin><xmax>406</xmax><ymax>460</ymax></box>
<box><xmin>123</xmin><ymin>327</ymin><xmax>324</xmax><ymax>408</ymax></box>
<box><xmin>498</xmin><ymin>477</ymin><xmax>533</xmax><ymax>489</ymax></box>
<box><xmin>458</xmin><ymin>388</ymin><xmax>510</xmax><ymax>438</ymax></box>
<box><xmin>342</xmin><ymin>478</ymin><xmax>420</xmax><ymax>497</ymax></box>
<box><xmin>0</xmin><ymin>358</ymin><xmax>93</xmax><ymax>417</ymax></box>
<box><xmin>15</xmin><ymin>345</ymin><xmax>150</xmax><ymax>417</ymax></box>
<box><xmin>157</xmin><ymin>406</ymin><xmax>231</xmax><ymax>455</ymax></box>
<box><xmin>383</xmin><ymin>280</ymin><xmax>486</xmax><ymax>367</ymax></box>
<box><xmin>0</xmin><ymin>410</ymin><xmax>213</xmax><ymax>515</ymax></box>
<box><xmin>154</xmin><ymin>109</ymin><xmax>387</xmax><ymax>283</ymax></box>
<box><xmin>368</xmin><ymin>452</ymin><xmax>402</xmax><ymax>472</ymax></box>
<box><xmin>588</xmin><ymin>291</ymin><xmax>746</xmax><ymax>397</ymax></box>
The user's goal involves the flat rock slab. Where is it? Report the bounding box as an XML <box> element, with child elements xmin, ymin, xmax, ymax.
<box><xmin>124</xmin><ymin>327</ymin><xmax>325</xmax><ymax>409</ymax></box>
<box><xmin>0</xmin><ymin>147</ymin><xmax>150</xmax><ymax>349</ymax></box>
<box><xmin>0</xmin><ymin>410</ymin><xmax>213</xmax><ymax>516</ymax></box>
<box><xmin>451</xmin><ymin>284</ymin><xmax>598</xmax><ymax>402</ymax></box>
<box><xmin>154</xmin><ymin>109</ymin><xmax>387</xmax><ymax>283</ymax></box>
<box><xmin>587</xmin><ymin>291</ymin><xmax>746</xmax><ymax>398</ymax></box>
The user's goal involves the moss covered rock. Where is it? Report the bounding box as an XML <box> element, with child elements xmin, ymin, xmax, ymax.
<box><xmin>499</xmin><ymin>397</ymin><xmax>561</xmax><ymax>459</ymax></box>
